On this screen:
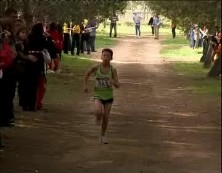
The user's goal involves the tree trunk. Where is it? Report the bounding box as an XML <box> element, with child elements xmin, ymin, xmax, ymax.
<box><xmin>103</xmin><ymin>19</ymin><xmax>106</xmax><ymax>29</ymax></box>
<box><xmin>143</xmin><ymin>4</ymin><xmax>147</xmax><ymax>21</ymax></box>
<box><xmin>203</xmin><ymin>41</ymin><xmax>214</xmax><ymax>68</ymax></box>
<box><xmin>0</xmin><ymin>1</ymin><xmax>7</xmax><ymax>16</ymax></box>
<box><xmin>6</xmin><ymin>0</ymin><xmax>16</xmax><ymax>9</ymax></box>
<box><xmin>207</xmin><ymin>54</ymin><xmax>221</xmax><ymax>77</ymax></box>
<box><xmin>200</xmin><ymin>37</ymin><xmax>209</xmax><ymax>62</ymax></box>
<box><xmin>22</xmin><ymin>0</ymin><xmax>33</xmax><ymax>32</ymax></box>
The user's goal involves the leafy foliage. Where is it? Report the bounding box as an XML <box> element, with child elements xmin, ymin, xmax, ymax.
<box><xmin>0</xmin><ymin>0</ymin><xmax>127</xmax><ymax>24</ymax></box>
<box><xmin>146</xmin><ymin>0</ymin><xmax>221</xmax><ymax>34</ymax></box>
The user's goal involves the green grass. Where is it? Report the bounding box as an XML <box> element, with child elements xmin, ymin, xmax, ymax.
<box><xmin>46</xmin><ymin>55</ymin><xmax>94</xmax><ymax>100</ymax></box>
<box><xmin>46</xmin><ymin>34</ymin><xmax>118</xmax><ymax>100</ymax></box>
<box><xmin>172</xmin><ymin>63</ymin><xmax>221</xmax><ymax>96</ymax></box>
<box><xmin>161</xmin><ymin>35</ymin><xmax>202</xmax><ymax>61</ymax></box>
<box><xmin>96</xmin><ymin>34</ymin><xmax>117</xmax><ymax>49</ymax></box>
<box><xmin>161</xmin><ymin>35</ymin><xmax>221</xmax><ymax>96</ymax></box>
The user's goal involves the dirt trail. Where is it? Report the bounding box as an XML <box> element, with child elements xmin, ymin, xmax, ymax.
<box><xmin>0</xmin><ymin>35</ymin><xmax>221</xmax><ymax>173</ymax></box>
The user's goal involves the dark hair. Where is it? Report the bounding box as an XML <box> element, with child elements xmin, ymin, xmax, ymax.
<box><xmin>57</xmin><ymin>23</ymin><xmax>63</xmax><ymax>34</ymax></box>
<box><xmin>5</xmin><ymin>8</ymin><xmax>17</xmax><ymax>16</ymax></box>
<box><xmin>31</xmin><ymin>23</ymin><xmax>44</xmax><ymax>35</ymax></box>
<box><xmin>102</xmin><ymin>48</ymin><xmax>113</xmax><ymax>60</ymax></box>
<box><xmin>49</xmin><ymin>22</ymin><xmax>57</xmax><ymax>31</ymax></box>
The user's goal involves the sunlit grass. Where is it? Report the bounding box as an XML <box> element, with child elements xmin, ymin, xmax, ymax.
<box><xmin>97</xmin><ymin>23</ymin><xmax>172</xmax><ymax>36</ymax></box>
<box><xmin>161</xmin><ymin>35</ymin><xmax>202</xmax><ymax>61</ymax></box>
<box><xmin>172</xmin><ymin>63</ymin><xmax>221</xmax><ymax>96</ymax></box>
<box><xmin>161</xmin><ymin>35</ymin><xmax>221</xmax><ymax>96</ymax></box>
<box><xmin>96</xmin><ymin>34</ymin><xmax>117</xmax><ymax>49</ymax></box>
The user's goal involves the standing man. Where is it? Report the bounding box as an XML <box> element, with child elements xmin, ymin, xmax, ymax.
<box><xmin>109</xmin><ymin>14</ymin><xmax>119</xmax><ymax>37</ymax></box>
<box><xmin>148</xmin><ymin>15</ymin><xmax>154</xmax><ymax>35</ymax></box>
<box><xmin>153</xmin><ymin>14</ymin><xmax>161</xmax><ymax>39</ymax></box>
<box><xmin>87</xmin><ymin>18</ymin><xmax>99</xmax><ymax>52</ymax></box>
<box><xmin>80</xmin><ymin>19</ymin><xmax>90</xmax><ymax>55</ymax></box>
<box><xmin>133</xmin><ymin>12</ymin><xmax>142</xmax><ymax>38</ymax></box>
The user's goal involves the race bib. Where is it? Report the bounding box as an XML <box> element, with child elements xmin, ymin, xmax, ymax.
<box><xmin>96</xmin><ymin>77</ymin><xmax>111</xmax><ymax>88</ymax></box>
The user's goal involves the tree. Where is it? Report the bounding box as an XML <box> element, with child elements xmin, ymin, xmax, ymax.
<box><xmin>13</xmin><ymin>0</ymin><xmax>127</xmax><ymax>26</ymax></box>
<box><xmin>145</xmin><ymin>0</ymin><xmax>221</xmax><ymax>34</ymax></box>
<box><xmin>208</xmin><ymin>54</ymin><xmax>221</xmax><ymax>77</ymax></box>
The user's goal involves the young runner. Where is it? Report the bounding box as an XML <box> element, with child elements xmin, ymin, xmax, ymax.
<box><xmin>84</xmin><ymin>48</ymin><xmax>119</xmax><ymax>144</ymax></box>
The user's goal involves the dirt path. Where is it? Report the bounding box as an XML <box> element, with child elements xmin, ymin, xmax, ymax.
<box><xmin>0</xmin><ymin>36</ymin><xmax>221</xmax><ymax>173</ymax></box>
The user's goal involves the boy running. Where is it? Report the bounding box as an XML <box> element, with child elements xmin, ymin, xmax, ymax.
<box><xmin>84</xmin><ymin>48</ymin><xmax>119</xmax><ymax>144</ymax></box>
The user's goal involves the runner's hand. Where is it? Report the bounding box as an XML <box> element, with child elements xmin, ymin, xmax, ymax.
<box><xmin>111</xmin><ymin>79</ymin><xmax>120</xmax><ymax>88</ymax></box>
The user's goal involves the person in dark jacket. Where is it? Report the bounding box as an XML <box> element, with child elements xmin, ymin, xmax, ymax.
<box><xmin>109</xmin><ymin>14</ymin><xmax>118</xmax><ymax>37</ymax></box>
<box><xmin>23</xmin><ymin>23</ymin><xmax>57</xmax><ymax>111</ymax></box>
<box><xmin>148</xmin><ymin>16</ymin><xmax>154</xmax><ymax>35</ymax></box>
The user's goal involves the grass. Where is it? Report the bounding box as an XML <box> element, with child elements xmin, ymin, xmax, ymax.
<box><xmin>96</xmin><ymin>34</ymin><xmax>117</xmax><ymax>49</ymax></box>
<box><xmin>46</xmin><ymin>56</ymin><xmax>94</xmax><ymax>101</ymax></box>
<box><xmin>172</xmin><ymin>62</ymin><xmax>221</xmax><ymax>96</ymax></box>
<box><xmin>161</xmin><ymin>35</ymin><xmax>202</xmax><ymax>61</ymax></box>
<box><xmin>45</xmin><ymin>34</ymin><xmax>118</xmax><ymax>101</ymax></box>
<box><xmin>161</xmin><ymin>34</ymin><xmax>221</xmax><ymax>96</ymax></box>
<box><xmin>46</xmin><ymin>29</ymin><xmax>220</xmax><ymax>97</ymax></box>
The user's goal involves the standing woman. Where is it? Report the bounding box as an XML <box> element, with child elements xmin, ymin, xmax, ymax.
<box><xmin>148</xmin><ymin>15</ymin><xmax>154</xmax><ymax>36</ymax></box>
<box><xmin>57</xmin><ymin>23</ymin><xmax>64</xmax><ymax>60</ymax></box>
<box><xmin>63</xmin><ymin>22</ymin><xmax>69</xmax><ymax>54</ymax></box>
<box><xmin>47</xmin><ymin>22</ymin><xmax>61</xmax><ymax>73</ymax></box>
<box><xmin>22</xmin><ymin>23</ymin><xmax>47</xmax><ymax>111</ymax></box>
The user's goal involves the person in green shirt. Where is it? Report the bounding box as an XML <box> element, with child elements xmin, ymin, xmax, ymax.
<box><xmin>84</xmin><ymin>48</ymin><xmax>119</xmax><ymax>144</ymax></box>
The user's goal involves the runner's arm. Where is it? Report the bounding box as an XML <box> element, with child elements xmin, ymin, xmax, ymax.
<box><xmin>84</xmin><ymin>65</ymin><xmax>98</xmax><ymax>92</ymax></box>
<box><xmin>111</xmin><ymin>67</ymin><xmax>120</xmax><ymax>88</ymax></box>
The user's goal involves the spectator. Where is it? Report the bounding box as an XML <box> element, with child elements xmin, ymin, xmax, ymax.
<box><xmin>47</xmin><ymin>22</ymin><xmax>61</xmax><ymax>73</ymax></box>
<box><xmin>148</xmin><ymin>15</ymin><xmax>154</xmax><ymax>35</ymax></box>
<box><xmin>189</xmin><ymin>23</ymin><xmax>195</xmax><ymax>48</ymax></box>
<box><xmin>71</xmin><ymin>20</ymin><xmax>81</xmax><ymax>56</ymax></box>
<box><xmin>133</xmin><ymin>12</ymin><xmax>142</xmax><ymax>38</ymax></box>
<box><xmin>63</xmin><ymin>22</ymin><xmax>70</xmax><ymax>54</ymax></box>
<box><xmin>109</xmin><ymin>14</ymin><xmax>119</xmax><ymax>37</ymax></box>
<box><xmin>153</xmin><ymin>14</ymin><xmax>161</xmax><ymax>39</ymax></box>
<box><xmin>0</xmin><ymin>8</ymin><xmax>18</xmax><ymax>127</ymax></box>
<box><xmin>87</xmin><ymin>18</ymin><xmax>99</xmax><ymax>52</ymax></box>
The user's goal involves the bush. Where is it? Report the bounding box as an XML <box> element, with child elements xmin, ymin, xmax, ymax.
<box><xmin>125</xmin><ymin>22</ymin><xmax>134</xmax><ymax>26</ymax></box>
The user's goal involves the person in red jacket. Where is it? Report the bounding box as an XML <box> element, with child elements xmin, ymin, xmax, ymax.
<box><xmin>57</xmin><ymin>23</ymin><xmax>64</xmax><ymax>59</ymax></box>
<box><xmin>0</xmin><ymin>8</ymin><xmax>18</xmax><ymax>127</ymax></box>
<box><xmin>47</xmin><ymin>22</ymin><xmax>62</xmax><ymax>73</ymax></box>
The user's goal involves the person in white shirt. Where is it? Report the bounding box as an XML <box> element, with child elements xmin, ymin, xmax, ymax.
<box><xmin>109</xmin><ymin>14</ymin><xmax>119</xmax><ymax>37</ymax></box>
<box><xmin>153</xmin><ymin>14</ymin><xmax>161</xmax><ymax>39</ymax></box>
<box><xmin>133</xmin><ymin>12</ymin><xmax>142</xmax><ymax>38</ymax></box>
